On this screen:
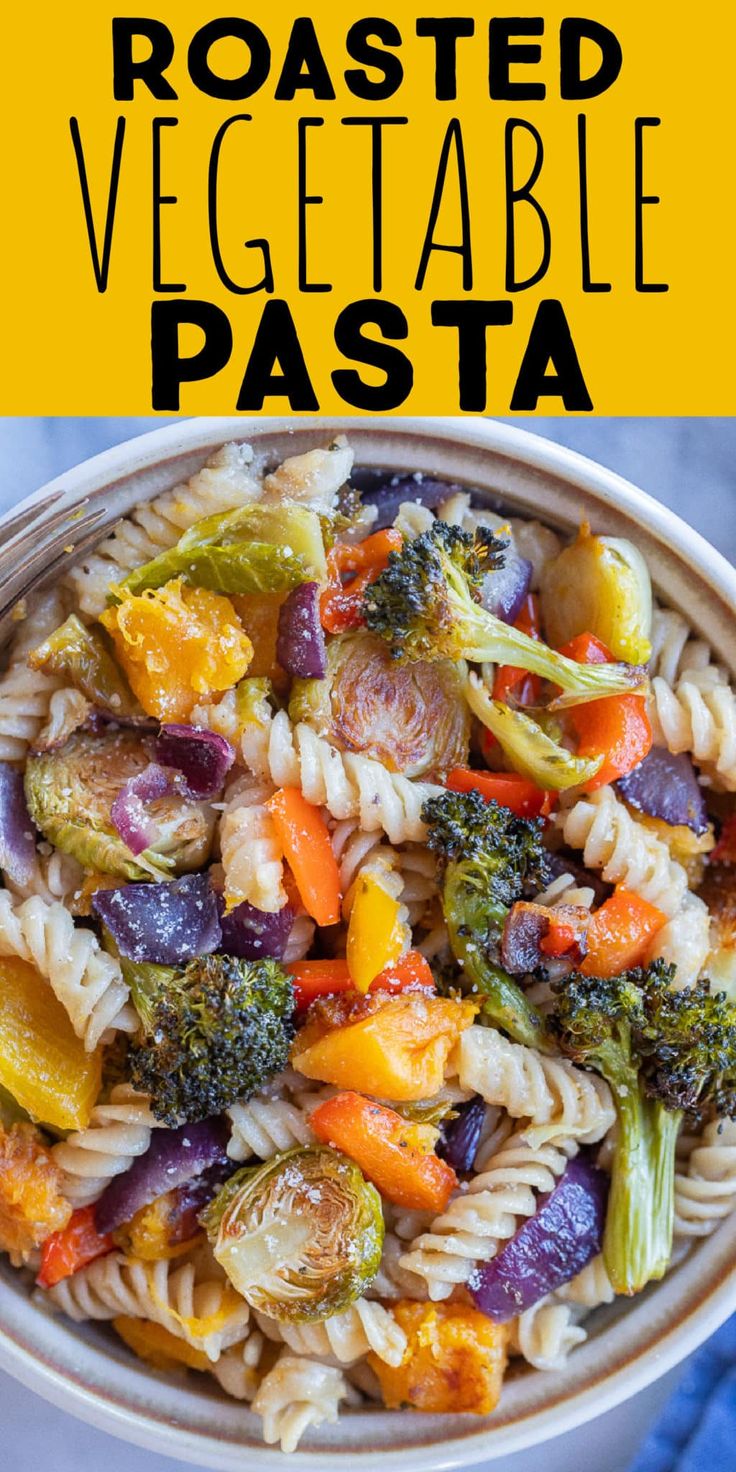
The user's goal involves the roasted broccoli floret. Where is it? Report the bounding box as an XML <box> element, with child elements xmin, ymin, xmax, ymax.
<box><xmin>364</xmin><ymin>522</ymin><xmax>645</xmax><ymax>704</ymax></box>
<box><xmin>127</xmin><ymin>955</ymin><xmax>295</xmax><ymax>1125</ymax></box>
<box><xmin>422</xmin><ymin>788</ymin><xmax>551</xmax><ymax>1051</ymax></box>
<box><xmin>551</xmin><ymin>961</ymin><xmax>736</xmax><ymax>1294</ymax></box>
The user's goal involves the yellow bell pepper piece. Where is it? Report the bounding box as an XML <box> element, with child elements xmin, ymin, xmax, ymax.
<box><xmin>347</xmin><ymin>871</ymin><xmax>408</xmax><ymax>993</ymax></box>
<box><xmin>0</xmin><ymin>957</ymin><xmax>102</xmax><ymax>1131</ymax></box>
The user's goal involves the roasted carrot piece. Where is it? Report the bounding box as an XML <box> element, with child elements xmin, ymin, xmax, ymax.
<box><xmin>311</xmin><ymin>1091</ymin><xmax>457</xmax><ymax>1212</ymax></box>
<box><xmin>266</xmin><ymin>787</ymin><xmax>342</xmax><ymax>927</ymax></box>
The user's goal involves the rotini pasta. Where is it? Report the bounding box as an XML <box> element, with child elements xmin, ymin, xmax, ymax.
<box><xmin>649</xmin><ymin>670</ymin><xmax>736</xmax><ymax>789</ymax></box>
<box><xmin>648</xmin><ymin>606</ymin><xmax>722</xmax><ymax>685</ymax></box>
<box><xmin>256</xmin><ymin>1298</ymin><xmax>407</xmax><ymax>1367</ymax></box>
<box><xmin>4</xmin><ymin>846</ymin><xmax>84</xmax><ymax>907</ymax></box>
<box><xmin>510</xmin><ymin>1297</ymin><xmax>587</xmax><ymax>1371</ymax></box>
<box><xmin>220</xmin><ymin>771</ymin><xmax>285</xmax><ymax>914</ymax></box>
<box><xmin>455</xmin><ymin>1026</ymin><xmax>616</xmax><ymax>1148</ymax></box>
<box><xmin>557</xmin><ymin>786</ymin><xmax>689</xmax><ymax>919</ymax></box>
<box><xmin>227</xmin><ymin>1094</ymin><xmax>314</xmax><ymax>1163</ymax></box>
<box><xmin>399</xmin><ymin>1132</ymin><xmax>578</xmax><ymax>1299</ymax></box>
<box><xmin>674</xmin><ymin>1119</ymin><xmax>736</xmax><ymax>1237</ymax></box>
<box><xmin>0</xmin><ymin>891</ymin><xmax>134</xmax><ymax>1049</ymax></box>
<box><xmin>47</xmin><ymin>1251</ymin><xmax>251</xmax><ymax>1361</ymax></box>
<box><xmin>65</xmin><ymin>443</ymin><xmax>263</xmax><ymax>617</ymax></box>
<box><xmin>52</xmin><ymin>1085</ymin><xmax>157</xmax><ymax>1206</ymax></box>
<box><xmin>252</xmin><ymin>1353</ymin><xmax>353</xmax><ymax>1453</ymax></box>
<box><xmin>242</xmin><ymin>707</ymin><xmax>441</xmax><ymax>844</ymax></box>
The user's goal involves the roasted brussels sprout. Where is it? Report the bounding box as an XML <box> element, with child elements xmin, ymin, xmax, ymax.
<box><xmin>28</xmin><ymin>614</ymin><xmax>140</xmax><ymax>717</ymax></box>
<box><xmin>290</xmin><ymin>631</ymin><xmax>470</xmax><ymax>779</ymax></box>
<box><xmin>202</xmin><ymin>1146</ymin><xmax>384</xmax><ymax>1322</ymax></box>
<box><xmin>540</xmin><ymin>526</ymin><xmax>653</xmax><ymax>664</ymax></box>
<box><xmin>118</xmin><ymin>503</ymin><xmax>327</xmax><ymax>599</ymax></box>
<box><xmin>25</xmin><ymin>731</ymin><xmax>215</xmax><ymax>880</ymax></box>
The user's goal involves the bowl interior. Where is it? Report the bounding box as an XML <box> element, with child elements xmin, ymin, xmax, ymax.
<box><xmin>1</xmin><ymin>416</ymin><xmax>735</xmax><ymax>1471</ymax></box>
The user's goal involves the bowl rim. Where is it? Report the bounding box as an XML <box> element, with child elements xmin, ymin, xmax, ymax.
<box><xmin>1</xmin><ymin>413</ymin><xmax>735</xmax><ymax>1470</ymax></box>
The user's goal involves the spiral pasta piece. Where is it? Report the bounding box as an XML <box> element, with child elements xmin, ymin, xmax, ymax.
<box><xmin>262</xmin><ymin>440</ymin><xmax>353</xmax><ymax>512</ymax></box>
<box><xmin>242</xmin><ymin>708</ymin><xmax>441</xmax><ymax>845</ymax></box>
<box><xmin>674</xmin><ymin>1119</ymin><xmax>736</xmax><ymax>1237</ymax></box>
<box><xmin>252</xmin><ymin>1353</ymin><xmax>353</xmax><ymax>1453</ymax></box>
<box><xmin>0</xmin><ymin>662</ymin><xmax>62</xmax><ymax>762</ymax></box>
<box><xmin>227</xmin><ymin>1095</ymin><xmax>315</xmax><ymax>1163</ymax></box>
<box><xmin>52</xmin><ymin>1086</ymin><xmax>157</xmax><ymax>1206</ymax></box>
<box><xmin>5</xmin><ymin>847</ymin><xmax>84</xmax><ymax>907</ymax></box>
<box><xmin>556</xmin><ymin>1255</ymin><xmax>615</xmax><ymax>1309</ymax></box>
<box><xmin>283</xmin><ymin>912</ymin><xmax>316</xmax><ymax>964</ymax></box>
<box><xmin>209</xmin><ymin>1329</ymin><xmax>265</xmax><ymax>1400</ymax></box>
<box><xmin>648</xmin><ymin>890</ymin><xmax>711</xmax><ymax>988</ymax></box>
<box><xmin>46</xmin><ymin>1251</ymin><xmax>250</xmax><ymax>1361</ymax></box>
<box><xmin>557</xmin><ymin>786</ymin><xmax>688</xmax><ymax>918</ymax></box>
<box><xmin>648</xmin><ymin>607</ymin><xmax>721</xmax><ymax>685</ymax></box>
<box><xmin>65</xmin><ymin>444</ymin><xmax>263</xmax><ymax>616</ymax></box>
<box><xmin>0</xmin><ymin>891</ymin><xmax>134</xmax><ymax>1050</ymax></box>
<box><xmin>399</xmin><ymin>1133</ymin><xmax>578</xmax><ymax>1299</ymax></box>
<box><xmin>510</xmin><ymin>1297</ymin><xmax>587</xmax><ymax>1371</ymax></box>
<box><xmin>257</xmin><ymin>1299</ymin><xmax>407</xmax><ymax>1367</ymax></box>
<box><xmin>456</xmin><ymin>1026</ymin><xmax>615</xmax><ymax>1148</ymax></box>
<box><xmin>649</xmin><ymin>672</ymin><xmax>736</xmax><ymax>789</ymax></box>
<box><xmin>220</xmin><ymin>772</ymin><xmax>286</xmax><ymax>914</ymax></box>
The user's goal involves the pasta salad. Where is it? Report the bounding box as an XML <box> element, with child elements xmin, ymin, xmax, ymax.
<box><xmin>1</xmin><ymin>435</ymin><xmax>735</xmax><ymax>1453</ymax></box>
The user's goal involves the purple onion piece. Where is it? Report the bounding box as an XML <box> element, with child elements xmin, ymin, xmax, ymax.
<box><xmin>470</xmin><ymin>1155</ymin><xmax>609</xmax><ymax>1321</ymax></box>
<box><xmin>110</xmin><ymin>762</ymin><xmax>173</xmax><ymax>855</ymax></box>
<box><xmin>501</xmin><ymin>903</ymin><xmax>551</xmax><ymax>976</ymax></box>
<box><xmin>219</xmin><ymin>896</ymin><xmax>294</xmax><ymax>962</ymax></box>
<box><xmin>361</xmin><ymin>476</ymin><xmax>464</xmax><ymax>531</ymax></box>
<box><xmin>155</xmin><ymin>724</ymin><xmax>235</xmax><ymax>799</ymax></box>
<box><xmin>481</xmin><ymin>553</ymin><xmax>533</xmax><ymax>625</ymax></box>
<box><xmin>169</xmin><ymin>1158</ymin><xmax>236</xmax><ymax>1243</ymax></box>
<box><xmin>92</xmin><ymin>873</ymin><xmax>222</xmax><ymax>965</ymax></box>
<box><xmin>0</xmin><ymin>763</ymin><xmax>37</xmax><ymax>887</ymax></box>
<box><xmin>94</xmin><ymin>1116</ymin><xmax>230</xmax><ymax>1235</ymax></box>
<box><xmin>276</xmin><ymin>583</ymin><xmax>327</xmax><ymax>679</ymax></box>
<box><xmin>616</xmin><ymin>746</ymin><xmax>709</xmax><ymax>835</ymax></box>
<box><xmin>438</xmin><ymin>1096</ymin><xmax>487</xmax><ymax>1173</ymax></box>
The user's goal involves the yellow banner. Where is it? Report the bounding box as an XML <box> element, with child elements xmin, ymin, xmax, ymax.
<box><xmin>2</xmin><ymin>2</ymin><xmax>733</xmax><ymax>414</ymax></box>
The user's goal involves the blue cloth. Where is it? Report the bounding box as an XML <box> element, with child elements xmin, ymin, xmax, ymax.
<box><xmin>629</xmin><ymin>1315</ymin><xmax>736</xmax><ymax>1472</ymax></box>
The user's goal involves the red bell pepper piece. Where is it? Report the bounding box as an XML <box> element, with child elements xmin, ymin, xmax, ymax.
<box><xmin>37</xmin><ymin>1206</ymin><xmax>113</xmax><ymax>1289</ymax></box>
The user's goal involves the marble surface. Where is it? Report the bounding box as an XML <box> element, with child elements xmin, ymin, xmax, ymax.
<box><xmin>0</xmin><ymin>416</ymin><xmax>734</xmax><ymax>1472</ymax></box>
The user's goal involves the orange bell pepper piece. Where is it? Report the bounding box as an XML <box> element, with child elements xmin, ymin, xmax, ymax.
<box><xmin>266</xmin><ymin>787</ymin><xmax>342</xmax><ymax>927</ymax></box>
<box><xmin>581</xmin><ymin>888</ymin><xmax>666</xmax><ymax>978</ymax></box>
<box><xmin>559</xmin><ymin>632</ymin><xmax>652</xmax><ymax>791</ymax></box>
<box><xmin>289</xmin><ymin>950</ymin><xmax>435</xmax><ymax>1012</ymax></box>
<box><xmin>310</xmin><ymin>1091</ymin><xmax>458</xmax><ymax>1212</ymax></box>
<box><xmin>446</xmin><ymin>766</ymin><xmax>556</xmax><ymax>819</ymax></box>
<box><xmin>37</xmin><ymin>1205</ymin><xmax>113</xmax><ymax>1289</ymax></box>
<box><xmin>320</xmin><ymin>529</ymin><xmax>402</xmax><ymax>633</ymax></box>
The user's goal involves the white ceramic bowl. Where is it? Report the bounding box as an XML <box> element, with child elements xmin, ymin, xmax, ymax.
<box><xmin>1</xmin><ymin>417</ymin><xmax>735</xmax><ymax>1470</ymax></box>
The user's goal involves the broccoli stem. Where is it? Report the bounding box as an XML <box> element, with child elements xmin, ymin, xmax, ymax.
<box><xmin>445</xmin><ymin>564</ymin><xmax>643</xmax><ymax>701</ymax></box>
<box><xmin>603</xmin><ymin>1082</ymin><xmax>680</xmax><ymax>1295</ymax></box>
<box><xmin>443</xmin><ymin>868</ymin><xmax>551</xmax><ymax>1053</ymax></box>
